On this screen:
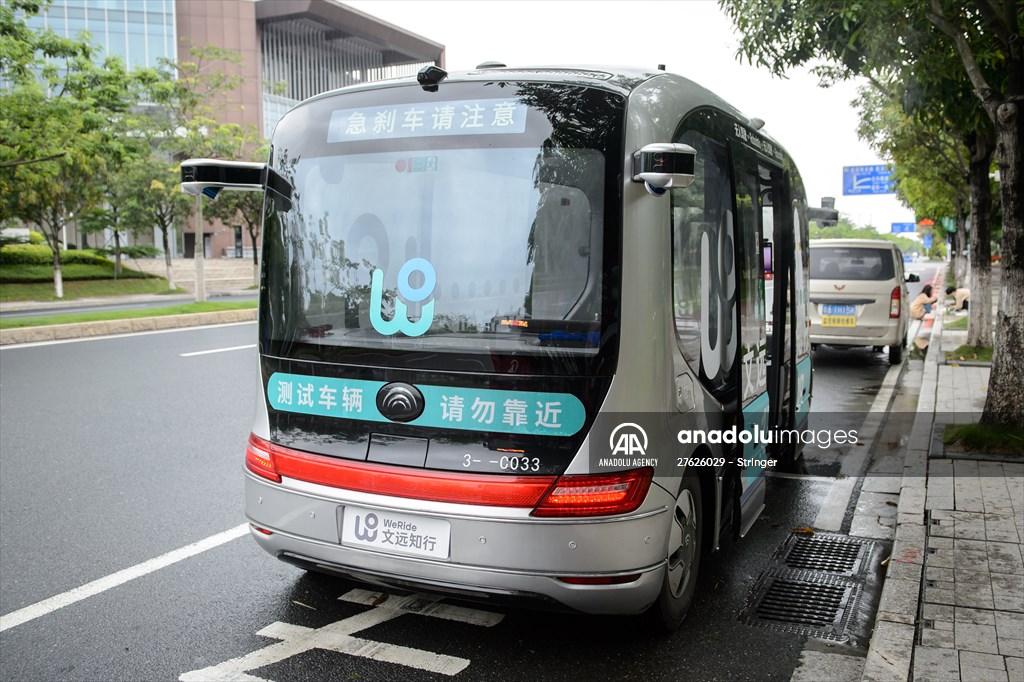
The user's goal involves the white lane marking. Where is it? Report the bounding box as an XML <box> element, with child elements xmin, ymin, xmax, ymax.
<box><xmin>180</xmin><ymin>589</ymin><xmax>504</xmax><ymax>680</ymax></box>
<box><xmin>0</xmin><ymin>524</ymin><xmax>249</xmax><ymax>633</ymax></box>
<box><xmin>0</xmin><ymin>321</ymin><xmax>256</xmax><ymax>350</ymax></box>
<box><xmin>180</xmin><ymin>344</ymin><xmax>256</xmax><ymax>357</ymax></box>
<box><xmin>813</xmin><ymin>353</ymin><xmax>905</xmax><ymax>530</ymax></box>
<box><xmin>340</xmin><ymin>588</ymin><xmax>505</xmax><ymax>627</ymax></box>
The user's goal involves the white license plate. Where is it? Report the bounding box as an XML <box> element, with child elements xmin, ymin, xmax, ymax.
<box><xmin>341</xmin><ymin>505</ymin><xmax>451</xmax><ymax>560</ymax></box>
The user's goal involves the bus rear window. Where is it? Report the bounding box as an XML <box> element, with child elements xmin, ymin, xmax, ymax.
<box><xmin>810</xmin><ymin>247</ymin><xmax>895</xmax><ymax>281</ymax></box>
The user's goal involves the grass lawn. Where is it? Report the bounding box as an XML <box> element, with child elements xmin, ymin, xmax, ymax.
<box><xmin>944</xmin><ymin>315</ymin><xmax>968</xmax><ymax>330</ymax></box>
<box><xmin>0</xmin><ymin>300</ymin><xmax>258</xmax><ymax>329</ymax></box>
<box><xmin>0</xmin><ymin>277</ymin><xmax>181</xmax><ymax>302</ymax></box>
<box><xmin>945</xmin><ymin>423</ymin><xmax>1024</xmax><ymax>456</ymax></box>
<box><xmin>0</xmin><ymin>262</ymin><xmax>151</xmax><ymax>283</ymax></box>
<box><xmin>945</xmin><ymin>343</ymin><xmax>992</xmax><ymax>363</ymax></box>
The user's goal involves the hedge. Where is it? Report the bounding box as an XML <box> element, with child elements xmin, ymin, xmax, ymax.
<box><xmin>0</xmin><ymin>244</ymin><xmax>112</xmax><ymax>266</ymax></box>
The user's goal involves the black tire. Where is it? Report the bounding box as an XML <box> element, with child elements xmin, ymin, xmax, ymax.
<box><xmin>647</xmin><ymin>475</ymin><xmax>702</xmax><ymax>632</ymax></box>
<box><xmin>889</xmin><ymin>344</ymin><xmax>903</xmax><ymax>364</ymax></box>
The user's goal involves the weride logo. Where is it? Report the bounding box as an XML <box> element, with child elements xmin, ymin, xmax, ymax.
<box><xmin>370</xmin><ymin>257</ymin><xmax>436</xmax><ymax>337</ymax></box>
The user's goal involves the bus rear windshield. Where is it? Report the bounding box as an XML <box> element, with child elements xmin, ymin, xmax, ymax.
<box><xmin>260</xmin><ymin>82</ymin><xmax>624</xmax><ymax>375</ymax></box>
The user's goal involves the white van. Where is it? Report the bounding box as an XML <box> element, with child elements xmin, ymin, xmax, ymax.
<box><xmin>809</xmin><ymin>239</ymin><xmax>918</xmax><ymax>363</ymax></box>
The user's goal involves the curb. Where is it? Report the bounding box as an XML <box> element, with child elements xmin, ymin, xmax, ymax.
<box><xmin>0</xmin><ymin>308</ymin><xmax>257</xmax><ymax>346</ymax></box>
<box><xmin>861</xmin><ymin>277</ymin><xmax>946</xmax><ymax>681</ymax></box>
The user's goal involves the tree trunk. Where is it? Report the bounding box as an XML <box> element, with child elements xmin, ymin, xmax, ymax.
<box><xmin>114</xmin><ymin>228</ymin><xmax>122</xmax><ymax>279</ymax></box>
<box><xmin>160</xmin><ymin>225</ymin><xmax>176</xmax><ymax>291</ymax></box>
<box><xmin>953</xmin><ymin>197</ymin><xmax>968</xmax><ymax>285</ymax></box>
<box><xmin>249</xmin><ymin>224</ymin><xmax>259</xmax><ymax>285</ymax></box>
<box><xmin>981</xmin><ymin>101</ymin><xmax>1024</xmax><ymax>429</ymax></box>
<box><xmin>52</xmin><ymin>240</ymin><xmax>63</xmax><ymax>299</ymax></box>
<box><xmin>965</xmin><ymin>132</ymin><xmax>993</xmax><ymax>348</ymax></box>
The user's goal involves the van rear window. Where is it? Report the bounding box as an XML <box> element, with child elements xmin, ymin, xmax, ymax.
<box><xmin>810</xmin><ymin>247</ymin><xmax>895</xmax><ymax>281</ymax></box>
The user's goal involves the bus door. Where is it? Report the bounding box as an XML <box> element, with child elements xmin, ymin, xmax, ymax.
<box><xmin>759</xmin><ymin>162</ymin><xmax>797</xmax><ymax>446</ymax></box>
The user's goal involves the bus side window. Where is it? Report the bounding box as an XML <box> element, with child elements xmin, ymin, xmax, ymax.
<box><xmin>670</xmin><ymin>131</ymin><xmax>737</xmax><ymax>398</ymax></box>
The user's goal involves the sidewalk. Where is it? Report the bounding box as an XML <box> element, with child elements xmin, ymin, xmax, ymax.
<box><xmin>862</xmin><ymin>271</ymin><xmax>1023</xmax><ymax>682</ymax></box>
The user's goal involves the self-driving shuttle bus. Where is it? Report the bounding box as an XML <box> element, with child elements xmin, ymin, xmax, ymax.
<box><xmin>182</xmin><ymin>64</ymin><xmax>823</xmax><ymax>630</ymax></box>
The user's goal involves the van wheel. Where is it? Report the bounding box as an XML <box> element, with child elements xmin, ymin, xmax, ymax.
<box><xmin>648</xmin><ymin>476</ymin><xmax>702</xmax><ymax>632</ymax></box>
<box><xmin>889</xmin><ymin>344</ymin><xmax>903</xmax><ymax>364</ymax></box>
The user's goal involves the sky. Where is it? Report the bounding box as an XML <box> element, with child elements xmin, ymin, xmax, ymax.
<box><xmin>345</xmin><ymin>0</ymin><xmax>917</xmax><ymax>233</ymax></box>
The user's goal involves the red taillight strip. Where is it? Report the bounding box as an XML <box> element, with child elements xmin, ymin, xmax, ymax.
<box><xmin>531</xmin><ymin>468</ymin><xmax>654</xmax><ymax>517</ymax></box>
<box><xmin>246</xmin><ymin>435</ymin><xmax>654</xmax><ymax>516</ymax></box>
<box><xmin>250</xmin><ymin>435</ymin><xmax>556</xmax><ymax>507</ymax></box>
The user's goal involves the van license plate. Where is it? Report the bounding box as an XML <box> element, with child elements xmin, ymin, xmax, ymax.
<box><xmin>341</xmin><ymin>506</ymin><xmax>451</xmax><ymax>560</ymax></box>
<box><xmin>822</xmin><ymin>315</ymin><xmax>857</xmax><ymax>327</ymax></box>
<box><xmin>822</xmin><ymin>304</ymin><xmax>856</xmax><ymax>316</ymax></box>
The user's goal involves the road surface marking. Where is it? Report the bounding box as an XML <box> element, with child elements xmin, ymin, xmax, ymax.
<box><xmin>181</xmin><ymin>344</ymin><xmax>256</xmax><ymax>357</ymax></box>
<box><xmin>0</xmin><ymin>524</ymin><xmax>249</xmax><ymax>633</ymax></box>
<box><xmin>0</xmin><ymin>321</ymin><xmax>256</xmax><ymax>350</ymax></box>
<box><xmin>180</xmin><ymin>589</ymin><xmax>504</xmax><ymax>680</ymax></box>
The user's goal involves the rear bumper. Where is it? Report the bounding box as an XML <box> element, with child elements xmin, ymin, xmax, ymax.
<box><xmin>245</xmin><ymin>472</ymin><xmax>672</xmax><ymax>615</ymax></box>
<box><xmin>810</xmin><ymin>323</ymin><xmax>903</xmax><ymax>347</ymax></box>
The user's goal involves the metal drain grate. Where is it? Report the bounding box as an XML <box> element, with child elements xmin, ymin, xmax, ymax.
<box><xmin>740</xmin><ymin>533</ymin><xmax>888</xmax><ymax>647</ymax></box>
<box><xmin>784</xmin><ymin>535</ymin><xmax>865</xmax><ymax>574</ymax></box>
<box><xmin>755</xmin><ymin>577</ymin><xmax>852</xmax><ymax>627</ymax></box>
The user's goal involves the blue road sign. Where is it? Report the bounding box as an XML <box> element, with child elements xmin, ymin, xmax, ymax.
<box><xmin>843</xmin><ymin>165</ymin><xmax>895</xmax><ymax>195</ymax></box>
<box><xmin>891</xmin><ymin>222</ymin><xmax>915</xmax><ymax>233</ymax></box>
<box><xmin>923</xmin><ymin>234</ymin><xmax>933</xmax><ymax>248</ymax></box>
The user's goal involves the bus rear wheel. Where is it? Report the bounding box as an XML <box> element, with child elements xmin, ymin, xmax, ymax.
<box><xmin>647</xmin><ymin>475</ymin><xmax>702</xmax><ymax>632</ymax></box>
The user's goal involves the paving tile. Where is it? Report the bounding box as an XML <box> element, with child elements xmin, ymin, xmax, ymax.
<box><xmin>911</xmin><ymin>645</ymin><xmax>960</xmax><ymax>680</ymax></box>
<box><xmin>955</xmin><ymin>569</ymin><xmax>994</xmax><ymax>584</ymax></box>
<box><xmin>960</xmin><ymin>666</ymin><xmax>1008</xmax><ymax>681</ymax></box>
<box><xmin>956</xmin><ymin>539</ymin><xmax>989</xmax><ymax>552</ymax></box>
<box><xmin>955</xmin><ymin>607</ymin><xmax>996</xmax><ymax>626</ymax></box>
<box><xmin>955</xmin><ymin>622</ymin><xmax>1000</xmax><ymax>653</ymax></box>
<box><xmin>992</xmin><ymin>575</ymin><xmax>1024</xmax><ymax>612</ymax></box>
<box><xmin>879</xmin><ymin>578</ymin><xmax>920</xmax><ymax>618</ymax></box>
<box><xmin>954</xmin><ymin>582</ymin><xmax>995</xmax><ymax>609</ymax></box>
<box><xmin>929</xmin><ymin>536</ymin><xmax>955</xmax><ymax>550</ymax></box>
<box><xmin>929</xmin><ymin>548</ymin><xmax>956</xmax><ymax>568</ymax></box>
<box><xmin>921</xmin><ymin>627</ymin><xmax>956</xmax><ymax>648</ymax></box>
<box><xmin>889</xmin><ymin>560</ymin><xmax>923</xmax><ymax>582</ymax></box>
<box><xmin>926</xmin><ymin>586</ymin><xmax>956</xmax><ymax>605</ymax></box>
<box><xmin>987</xmin><ymin>542</ymin><xmax>1023</xmax><ymax>565</ymax></box>
<box><xmin>927</xmin><ymin>566</ymin><xmax>955</xmax><ymax>582</ymax></box>
<box><xmin>999</xmin><ymin>637</ymin><xmax>1024</xmax><ymax>657</ymax></box>
<box><xmin>959</xmin><ymin>650</ymin><xmax>1006</xmax><ymax>670</ymax></box>
<box><xmin>994</xmin><ymin>612</ymin><xmax>1024</xmax><ymax>640</ymax></box>
<box><xmin>1005</xmin><ymin>657</ymin><xmax>1024</xmax><ymax>682</ymax></box>
<box><xmin>924</xmin><ymin>603</ymin><xmax>955</xmax><ymax>622</ymax></box>
<box><xmin>863</xmin><ymin>621</ymin><xmax>914</xmax><ymax>681</ymax></box>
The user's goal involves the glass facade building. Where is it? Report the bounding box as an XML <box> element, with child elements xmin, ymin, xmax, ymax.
<box><xmin>24</xmin><ymin>0</ymin><xmax>177</xmax><ymax>71</ymax></box>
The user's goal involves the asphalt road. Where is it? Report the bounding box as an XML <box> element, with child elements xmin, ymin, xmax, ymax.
<box><xmin>0</xmin><ymin>290</ymin><xmax>927</xmax><ymax>682</ymax></box>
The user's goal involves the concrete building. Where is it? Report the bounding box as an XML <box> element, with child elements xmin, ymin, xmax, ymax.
<box><xmin>26</xmin><ymin>0</ymin><xmax>444</xmax><ymax>259</ymax></box>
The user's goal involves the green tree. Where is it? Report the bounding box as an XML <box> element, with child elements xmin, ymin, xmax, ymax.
<box><xmin>204</xmin><ymin>135</ymin><xmax>269</xmax><ymax>284</ymax></box>
<box><xmin>855</xmin><ymin>87</ymin><xmax>971</xmax><ymax>283</ymax></box>
<box><xmin>132</xmin><ymin>45</ymin><xmax>253</xmax><ymax>297</ymax></box>
<box><xmin>1</xmin><ymin>0</ymin><xmax>140</xmax><ymax>298</ymax></box>
<box><xmin>719</xmin><ymin>0</ymin><xmax>1024</xmax><ymax>428</ymax></box>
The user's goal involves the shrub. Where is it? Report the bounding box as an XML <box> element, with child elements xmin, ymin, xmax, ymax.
<box><xmin>0</xmin><ymin>244</ymin><xmax>112</xmax><ymax>266</ymax></box>
<box><xmin>28</xmin><ymin>230</ymin><xmax>45</xmax><ymax>245</ymax></box>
